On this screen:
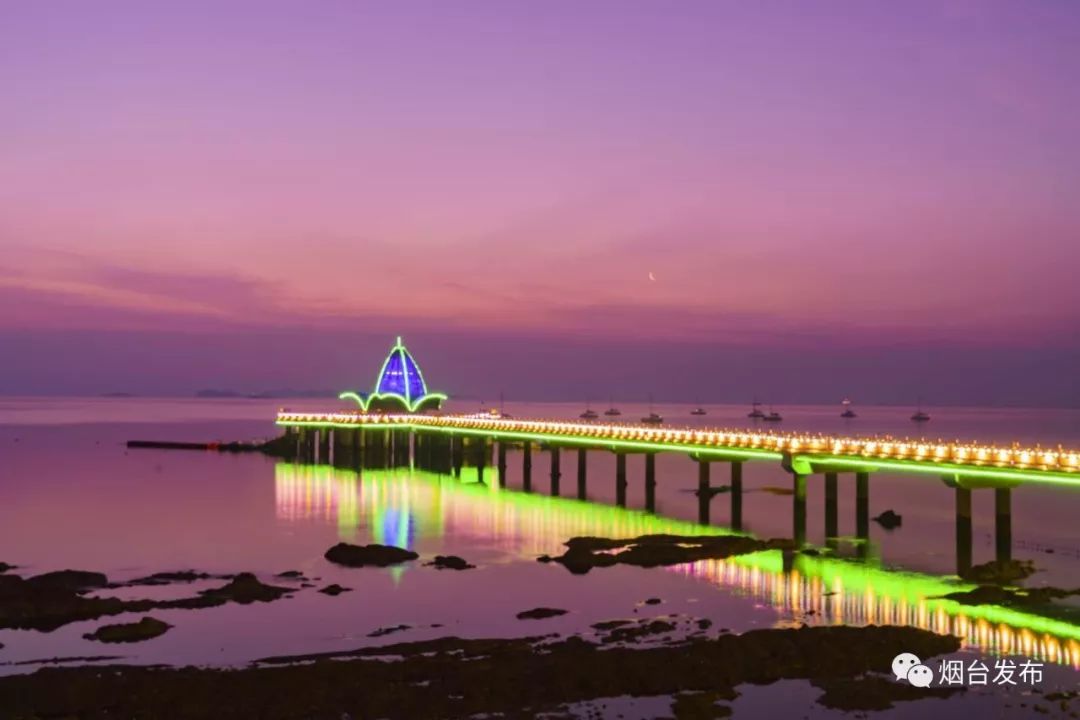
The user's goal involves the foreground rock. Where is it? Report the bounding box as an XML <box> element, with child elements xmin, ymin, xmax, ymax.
<box><xmin>961</xmin><ymin>559</ymin><xmax>1037</xmax><ymax>584</ymax></box>
<box><xmin>318</xmin><ymin>584</ymin><xmax>351</xmax><ymax>596</ymax></box>
<box><xmin>324</xmin><ymin>543</ymin><xmax>419</xmax><ymax>568</ymax></box>
<box><xmin>121</xmin><ymin>571</ymin><xmax>222</xmax><ymax>587</ymax></box>
<box><xmin>83</xmin><ymin>617</ymin><xmax>172</xmax><ymax>644</ymax></box>
<box><xmin>0</xmin><ymin>563</ymin><xmax>12</xmax><ymax>574</ymax></box>
<box><xmin>872</xmin><ymin>510</ymin><xmax>903</xmax><ymax>530</ymax></box>
<box><xmin>426</xmin><ymin>555</ymin><xmax>475</xmax><ymax>570</ymax></box>
<box><xmin>538</xmin><ymin>534</ymin><xmax>792</xmax><ymax>574</ymax></box>
<box><xmin>0</xmin><ymin>626</ymin><xmax>962</xmax><ymax>718</ymax></box>
<box><xmin>516</xmin><ymin>607</ymin><xmax>567</xmax><ymax>620</ymax></box>
<box><xmin>0</xmin><ymin>570</ymin><xmax>294</xmax><ymax>631</ymax></box>
<box><xmin>938</xmin><ymin>584</ymin><xmax>1080</xmax><ymax>607</ymax></box>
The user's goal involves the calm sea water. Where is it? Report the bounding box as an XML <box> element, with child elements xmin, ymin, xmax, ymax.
<box><xmin>0</xmin><ymin>398</ymin><xmax>1077</xmax><ymax>715</ymax></box>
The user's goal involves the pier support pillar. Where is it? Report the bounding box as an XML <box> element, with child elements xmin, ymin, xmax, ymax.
<box><xmin>577</xmin><ymin>448</ymin><xmax>587</xmax><ymax>499</ymax></box>
<box><xmin>697</xmin><ymin>461</ymin><xmax>710</xmax><ymax>525</ymax></box>
<box><xmin>955</xmin><ymin>485</ymin><xmax>972</xmax><ymax>576</ymax></box>
<box><xmin>855</xmin><ymin>472</ymin><xmax>870</xmax><ymax>538</ymax></box>
<box><xmin>995</xmin><ymin>488</ymin><xmax>1012</xmax><ymax>563</ymax></box>
<box><xmin>550</xmin><ymin>447</ymin><xmax>561</xmax><ymax>496</ymax></box>
<box><xmin>730</xmin><ymin>462</ymin><xmax>744</xmax><ymax>531</ymax></box>
<box><xmin>476</xmin><ymin>436</ymin><xmax>487</xmax><ymax>484</ymax></box>
<box><xmin>450</xmin><ymin>435</ymin><xmax>463</xmax><ymax>477</ymax></box>
<box><xmin>644</xmin><ymin>454</ymin><xmax>657</xmax><ymax>512</ymax></box>
<box><xmin>522</xmin><ymin>442</ymin><xmax>532</xmax><ymax>492</ymax></box>
<box><xmin>353</xmin><ymin>429</ymin><xmax>363</xmax><ymax>470</ymax></box>
<box><xmin>824</xmin><ymin>472</ymin><xmax>838</xmax><ymax>540</ymax></box>
<box><xmin>793</xmin><ymin>474</ymin><xmax>807</xmax><ymax>546</ymax></box>
<box><xmin>615</xmin><ymin>453</ymin><xmax>627</xmax><ymax>507</ymax></box>
<box><xmin>497</xmin><ymin>442</ymin><xmax>508</xmax><ymax>487</ymax></box>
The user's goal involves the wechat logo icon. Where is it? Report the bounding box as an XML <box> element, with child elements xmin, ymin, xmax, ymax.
<box><xmin>892</xmin><ymin>652</ymin><xmax>933</xmax><ymax>687</ymax></box>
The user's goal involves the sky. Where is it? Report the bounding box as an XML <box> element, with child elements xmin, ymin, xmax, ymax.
<box><xmin>1</xmin><ymin>1</ymin><xmax>1078</xmax><ymax>405</ymax></box>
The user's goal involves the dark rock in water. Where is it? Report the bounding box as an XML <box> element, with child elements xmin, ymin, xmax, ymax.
<box><xmin>697</xmin><ymin>619</ymin><xmax>713</xmax><ymax>630</ymax></box>
<box><xmin>961</xmin><ymin>559</ymin><xmax>1037</xmax><ymax>584</ymax></box>
<box><xmin>601</xmin><ymin>619</ymin><xmax>677</xmax><ymax>644</ymax></box>
<box><xmin>591</xmin><ymin>619</ymin><xmax>633</xmax><ymax>631</ymax></box>
<box><xmin>367</xmin><ymin>624</ymin><xmax>411</xmax><ymax>637</ymax></box>
<box><xmin>813</xmin><ymin>675</ymin><xmax>962</xmax><ymax>711</ymax></box>
<box><xmin>0</xmin><ymin>625</ymin><xmax>962</xmax><ymax>717</ymax></box>
<box><xmin>643</xmin><ymin>597</ymin><xmax>662</xmax><ymax>605</ymax></box>
<box><xmin>872</xmin><ymin>510</ymin><xmax>903</xmax><ymax>530</ymax></box>
<box><xmin>693</xmin><ymin>485</ymin><xmax>731</xmax><ymax>498</ymax></box>
<box><xmin>542</xmin><ymin>534</ymin><xmax>793</xmax><ymax>575</ymax></box>
<box><xmin>318</xmin><ymin>584</ymin><xmax>351</xmax><ymax>596</ymax></box>
<box><xmin>275</xmin><ymin>570</ymin><xmax>305</xmax><ymax>579</ymax></box>
<box><xmin>672</xmin><ymin>691</ymin><xmax>734</xmax><ymax>718</ymax></box>
<box><xmin>83</xmin><ymin>617</ymin><xmax>171</xmax><ymax>644</ymax></box>
<box><xmin>516</xmin><ymin>607</ymin><xmax>568</xmax><ymax>620</ymax></box>
<box><xmin>0</xmin><ymin>563</ymin><xmax>12</xmax><ymax>574</ymax></box>
<box><xmin>193</xmin><ymin>573</ymin><xmax>292</xmax><ymax>605</ymax></box>
<box><xmin>426</xmin><ymin>555</ymin><xmax>474</xmax><ymax>571</ymax></box>
<box><xmin>124</xmin><ymin>571</ymin><xmax>218</xmax><ymax>587</ymax></box>
<box><xmin>936</xmin><ymin>584</ymin><xmax>1080</xmax><ymax>607</ymax></box>
<box><xmin>324</xmin><ymin>543</ymin><xmax>419</xmax><ymax>568</ymax></box>
<box><xmin>26</xmin><ymin>570</ymin><xmax>108</xmax><ymax>593</ymax></box>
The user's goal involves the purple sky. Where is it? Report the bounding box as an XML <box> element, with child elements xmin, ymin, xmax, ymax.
<box><xmin>2</xmin><ymin>1</ymin><xmax>1078</xmax><ymax>404</ymax></box>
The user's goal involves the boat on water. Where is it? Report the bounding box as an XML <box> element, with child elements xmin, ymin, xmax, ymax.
<box><xmin>580</xmin><ymin>407</ymin><xmax>599</xmax><ymax>420</ymax></box>
<box><xmin>763</xmin><ymin>407</ymin><xmax>783</xmax><ymax>422</ymax></box>
<box><xmin>603</xmin><ymin>396</ymin><xmax>621</xmax><ymax>417</ymax></box>
<box><xmin>642</xmin><ymin>395</ymin><xmax>663</xmax><ymax>424</ymax></box>
<box><xmin>911</xmin><ymin>398</ymin><xmax>931</xmax><ymax>422</ymax></box>
<box><xmin>748</xmin><ymin>400</ymin><xmax>765</xmax><ymax>419</ymax></box>
<box><xmin>841</xmin><ymin>398</ymin><xmax>857</xmax><ymax>419</ymax></box>
<box><xmin>691</xmin><ymin>404</ymin><xmax>707</xmax><ymax>416</ymax></box>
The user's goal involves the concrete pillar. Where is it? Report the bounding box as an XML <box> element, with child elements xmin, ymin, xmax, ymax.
<box><xmin>615</xmin><ymin>453</ymin><xmax>627</xmax><ymax>507</ymax></box>
<box><xmin>549</xmin><ymin>446</ymin><xmax>561</xmax><ymax>496</ymax></box>
<box><xmin>644</xmin><ymin>454</ymin><xmax>657</xmax><ymax>512</ymax></box>
<box><xmin>824</xmin><ymin>472</ymin><xmax>839</xmax><ymax>540</ymax></box>
<box><xmin>697</xmin><ymin>460</ymin><xmax>710</xmax><ymax>525</ymax></box>
<box><xmin>577</xmin><ymin>448</ymin><xmax>587</xmax><ymax>499</ymax></box>
<box><xmin>353</xmin><ymin>428</ymin><xmax>363</xmax><ymax>470</ymax></box>
<box><xmin>497</xmin><ymin>442</ymin><xmax>508</xmax><ymax>487</ymax></box>
<box><xmin>522</xmin><ymin>441</ymin><xmax>532</xmax><ymax>492</ymax></box>
<box><xmin>955</xmin><ymin>485</ymin><xmax>972</xmax><ymax>576</ymax></box>
<box><xmin>730</xmin><ymin>462</ymin><xmax>744</xmax><ymax>531</ymax></box>
<box><xmin>451</xmin><ymin>435</ymin><xmax>464</xmax><ymax>477</ymax></box>
<box><xmin>793</xmin><ymin>474</ymin><xmax>807</xmax><ymax>546</ymax></box>
<box><xmin>476</xmin><ymin>436</ymin><xmax>487</xmax><ymax>484</ymax></box>
<box><xmin>314</xmin><ymin>429</ymin><xmax>321</xmax><ymax>464</ymax></box>
<box><xmin>855</xmin><ymin>472</ymin><xmax>870</xmax><ymax>539</ymax></box>
<box><xmin>995</xmin><ymin>488</ymin><xmax>1012</xmax><ymax>563</ymax></box>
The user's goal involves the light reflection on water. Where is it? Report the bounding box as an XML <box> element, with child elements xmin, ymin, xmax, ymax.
<box><xmin>275</xmin><ymin>463</ymin><xmax>1080</xmax><ymax>668</ymax></box>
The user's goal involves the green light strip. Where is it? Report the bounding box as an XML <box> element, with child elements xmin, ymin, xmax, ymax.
<box><xmin>806</xmin><ymin>455</ymin><xmax>1080</xmax><ymax>488</ymax></box>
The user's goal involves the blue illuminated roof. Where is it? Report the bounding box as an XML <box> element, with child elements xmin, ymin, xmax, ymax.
<box><xmin>375</xmin><ymin>337</ymin><xmax>428</xmax><ymax>402</ymax></box>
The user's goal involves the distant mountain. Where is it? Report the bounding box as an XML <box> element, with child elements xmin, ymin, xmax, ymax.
<box><xmin>194</xmin><ymin>389</ymin><xmax>336</xmax><ymax>399</ymax></box>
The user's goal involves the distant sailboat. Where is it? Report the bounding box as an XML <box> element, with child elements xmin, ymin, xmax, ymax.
<box><xmin>748</xmin><ymin>399</ymin><xmax>765</xmax><ymax>419</ymax></box>
<box><xmin>604</xmin><ymin>395</ymin><xmax>622</xmax><ymax>417</ymax></box>
<box><xmin>497</xmin><ymin>391</ymin><xmax>512</xmax><ymax>419</ymax></box>
<box><xmin>641</xmin><ymin>394</ymin><xmax>664</xmax><ymax>425</ymax></box>
<box><xmin>763</xmin><ymin>406</ymin><xmax>783</xmax><ymax>423</ymax></box>
<box><xmin>911</xmin><ymin>397</ymin><xmax>930</xmax><ymax>422</ymax></box>
<box><xmin>691</xmin><ymin>401</ymin><xmax>707</xmax><ymax>416</ymax></box>
<box><xmin>580</xmin><ymin>402</ymin><xmax>599</xmax><ymax>420</ymax></box>
<box><xmin>841</xmin><ymin>398</ymin><xmax>857</xmax><ymax>419</ymax></box>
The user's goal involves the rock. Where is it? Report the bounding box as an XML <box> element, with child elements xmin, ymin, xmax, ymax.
<box><xmin>0</xmin><ymin>563</ymin><xmax>12</xmax><ymax>574</ymax></box>
<box><xmin>696</xmin><ymin>619</ymin><xmax>713</xmax><ymax>630</ymax></box>
<box><xmin>872</xmin><ymin>510</ymin><xmax>903</xmax><ymax>530</ymax></box>
<box><xmin>318</xmin><ymin>584</ymin><xmax>351</xmax><ymax>596</ymax></box>
<box><xmin>367</xmin><ymin>624</ymin><xmax>411</xmax><ymax>637</ymax></box>
<box><xmin>426</xmin><ymin>555</ymin><xmax>474</xmax><ymax>570</ymax></box>
<box><xmin>324</xmin><ymin>543</ymin><xmax>419</xmax><ymax>568</ymax></box>
<box><xmin>591</xmin><ymin>620</ymin><xmax>633</xmax><ymax>631</ymax></box>
<box><xmin>961</xmin><ymin>559</ymin><xmax>1036</xmax><ymax>584</ymax></box>
<box><xmin>601</xmin><ymin>619</ymin><xmax>677</xmax><ymax>644</ymax></box>
<box><xmin>643</xmin><ymin>597</ymin><xmax>662</xmax><ymax>605</ymax></box>
<box><xmin>0</xmin><ymin>626</ymin><xmax>962</xmax><ymax>718</ymax></box>
<box><xmin>813</xmin><ymin>676</ymin><xmax>961</xmax><ymax>711</ymax></box>
<box><xmin>936</xmin><ymin>584</ymin><xmax>1080</xmax><ymax>607</ymax></box>
<box><xmin>124</xmin><ymin>571</ymin><xmax>218</xmax><ymax>587</ymax></box>
<box><xmin>275</xmin><ymin>570</ymin><xmax>304</xmax><ymax>579</ymax></box>
<box><xmin>515</xmin><ymin>607</ymin><xmax>568</xmax><ymax>620</ymax></box>
<box><xmin>542</xmin><ymin>534</ymin><xmax>793</xmax><ymax>574</ymax></box>
<box><xmin>26</xmin><ymin>570</ymin><xmax>109</xmax><ymax>593</ymax></box>
<box><xmin>83</xmin><ymin>617</ymin><xmax>171</xmax><ymax>644</ymax></box>
<box><xmin>194</xmin><ymin>573</ymin><xmax>292</xmax><ymax>605</ymax></box>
